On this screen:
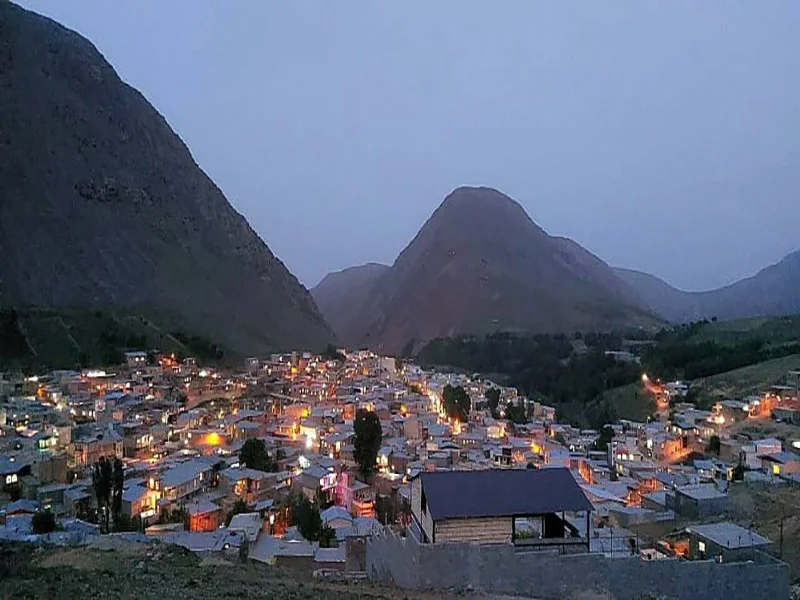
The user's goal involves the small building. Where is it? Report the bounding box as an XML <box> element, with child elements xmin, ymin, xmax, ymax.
<box><xmin>666</xmin><ymin>484</ymin><xmax>727</xmax><ymax>519</ymax></box>
<box><xmin>686</xmin><ymin>522</ymin><xmax>771</xmax><ymax>562</ymax></box>
<box><xmin>772</xmin><ymin>406</ymin><xmax>799</xmax><ymax>424</ymax></box>
<box><xmin>760</xmin><ymin>451</ymin><xmax>800</xmax><ymax>477</ymax></box>
<box><xmin>410</xmin><ymin>468</ymin><xmax>592</xmax><ymax>550</ymax></box>
<box><xmin>124</xmin><ymin>352</ymin><xmax>148</xmax><ymax>368</ymax></box>
<box><xmin>187</xmin><ymin>500</ymin><xmax>223</xmax><ymax>532</ymax></box>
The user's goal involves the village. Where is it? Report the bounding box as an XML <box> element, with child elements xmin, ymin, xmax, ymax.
<box><xmin>0</xmin><ymin>348</ymin><xmax>798</xmax><ymax>597</ymax></box>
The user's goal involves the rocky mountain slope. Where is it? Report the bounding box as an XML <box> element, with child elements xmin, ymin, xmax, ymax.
<box><xmin>314</xmin><ymin>187</ymin><xmax>659</xmax><ymax>353</ymax></box>
<box><xmin>0</xmin><ymin>1</ymin><xmax>333</xmax><ymax>355</ymax></box>
<box><xmin>616</xmin><ymin>249</ymin><xmax>800</xmax><ymax>323</ymax></box>
<box><xmin>312</xmin><ymin>263</ymin><xmax>389</xmax><ymax>343</ymax></box>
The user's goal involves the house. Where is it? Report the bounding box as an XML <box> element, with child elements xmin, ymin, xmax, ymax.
<box><xmin>1</xmin><ymin>499</ymin><xmax>39</xmax><ymax>521</ymax></box>
<box><xmin>0</xmin><ymin>456</ymin><xmax>31</xmax><ymax>493</ymax></box>
<box><xmin>63</xmin><ymin>485</ymin><xmax>92</xmax><ymax>519</ymax></box>
<box><xmin>351</xmin><ymin>480</ymin><xmax>375</xmax><ymax>518</ymax></box>
<box><xmin>741</xmin><ymin>438</ymin><xmax>783</xmax><ymax>469</ymax></box>
<box><xmin>295</xmin><ymin>465</ymin><xmax>336</xmax><ymax>502</ymax></box>
<box><xmin>772</xmin><ymin>406</ymin><xmax>799</xmax><ymax>424</ymax></box>
<box><xmin>158</xmin><ymin>460</ymin><xmax>213</xmax><ymax>502</ymax></box>
<box><xmin>410</xmin><ymin>468</ymin><xmax>592</xmax><ymax>549</ymax></box>
<box><xmin>686</xmin><ymin>522</ymin><xmax>771</xmax><ymax>562</ymax></box>
<box><xmin>227</xmin><ymin>512</ymin><xmax>263</xmax><ymax>543</ymax></box>
<box><xmin>70</xmin><ymin>430</ymin><xmax>123</xmax><ymax>468</ymax></box>
<box><xmin>187</xmin><ymin>500</ymin><xmax>223</xmax><ymax>532</ymax></box>
<box><xmin>125</xmin><ymin>352</ymin><xmax>148</xmax><ymax>368</ymax></box>
<box><xmin>321</xmin><ymin>505</ymin><xmax>353</xmax><ymax>530</ymax></box>
<box><xmin>219</xmin><ymin>467</ymin><xmax>273</xmax><ymax>505</ymax></box>
<box><xmin>666</xmin><ymin>484</ymin><xmax>727</xmax><ymax>519</ymax></box>
<box><xmin>122</xmin><ymin>483</ymin><xmax>159</xmax><ymax>521</ymax></box>
<box><xmin>760</xmin><ymin>451</ymin><xmax>800</xmax><ymax>477</ymax></box>
<box><xmin>314</xmin><ymin>545</ymin><xmax>347</xmax><ymax>572</ymax></box>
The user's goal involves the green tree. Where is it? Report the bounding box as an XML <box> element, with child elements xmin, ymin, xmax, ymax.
<box><xmin>441</xmin><ymin>385</ymin><xmax>470</xmax><ymax>422</ymax></box>
<box><xmin>156</xmin><ymin>504</ymin><xmax>188</xmax><ymax>525</ymax></box>
<box><xmin>505</xmin><ymin>398</ymin><xmax>527</xmax><ymax>424</ymax></box>
<box><xmin>239</xmin><ymin>438</ymin><xmax>276</xmax><ymax>472</ymax></box>
<box><xmin>289</xmin><ymin>493</ymin><xmax>322</xmax><ymax>541</ymax></box>
<box><xmin>354</xmin><ymin>409</ymin><xmax>382</xmax><ymax>479</ymax></box>
<box><xmin>705</xmin><ymin>435</ymin><xmax>721</xmax><ymax>456</ymax></box>
<box><xmin>485</xmin><ymin>387</ymin><xmax>501</xmax><ymax>418</ymax></box>
<box><xmin>226</xmin><ymin>499</ymin><xmax>250</xmax><ymax>526</ymax></box>
<box><xmin>322</xmin><ymin>344</ymin><xmax>346</xmax><ymax>362</ymax></box>
<box><xmin>593</xmin><ymin>425</ymin><xmax>615</xmax><ymax>452</ymax></box>
<box><xmin>92</xmin><ymin>456</ymin><xmax>114</xmax><ymax>533</ymax></box>
<box><xmin>319</xmin><ymin>524</ymin><xmax>337</xmax><ymax>548</ymax></box>
<box><xmin>111</xmin><ymin>458</ymin><xmax>124</xmax><ymax>525</ymax></box>
<box><xmin>31</xmin><ymin>509</ymin><xmax>57</xmax><ymax>534</ymax></box>
<box><xmin>375</xmin><ymin>494</ymin><xmax>396</xmax><ymax>526</ymax></box>
<box><xmin>113</xmin><ymin>514</ymin><xmax>143</xmax><ymax>533</ymax></box>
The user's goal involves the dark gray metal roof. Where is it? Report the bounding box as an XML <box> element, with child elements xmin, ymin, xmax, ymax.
<box><xmin>420</xmin><ymin>468</ymin><xmax>593</xmax><ymax>520</ymax></box>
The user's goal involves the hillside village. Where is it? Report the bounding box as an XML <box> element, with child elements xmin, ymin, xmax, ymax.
<box><xmin>1</xmin><ymin>346</ymin><xmax>798</xmax><ymax>598</ymax></box>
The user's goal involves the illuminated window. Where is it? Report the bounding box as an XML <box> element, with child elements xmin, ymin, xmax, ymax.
<box><xmin>698</xmin><ymin>541</ymin><xmax>706</xmax><ymax>553</ymax></box>
<box><xmin>5</xmin><ymin>474</ymin><xmax>18</xmax><ymax>484</ymax></box>
<box><xmin>772</xmin><ymin>464</ymin><xmax>780</xmax><ymax>476</ymax></box>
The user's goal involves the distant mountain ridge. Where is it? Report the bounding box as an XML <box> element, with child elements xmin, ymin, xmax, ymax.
<box><xmin>313</xmin><ymin>263</ymin><xmax>390</xmax><ymax>341</ymax></box>
<box><xmin>313</xmin><ymin>186</ymin><xmax>660</xmax><ymax>353</ymax></box>
<box><xmin>0</xmin><ymin>1</ymin><xmax>334</xmax><ymax>355</ymax></box>
<box><xmin>616</xmin><ymin>249</ymin><xmax>800</xmax><ymax>323</ymax></box>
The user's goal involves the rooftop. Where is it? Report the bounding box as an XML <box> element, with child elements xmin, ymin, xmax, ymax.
<box><xmin>688</xmin><ymin>522</ymin><xmax>771</xmax><ymax>549</ymax></box>
<box><xmin>418</xmin><ymin>468</ymin><xmax>592</xmax><ymax>520</ymax></box>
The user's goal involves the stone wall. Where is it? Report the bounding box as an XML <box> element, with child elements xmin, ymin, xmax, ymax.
<box><xmin>367</xmin><ymin>530</ymin><xmax>789</xmax><ymax>600</ymax></box>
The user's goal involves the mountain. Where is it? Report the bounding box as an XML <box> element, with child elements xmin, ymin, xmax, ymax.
<box><xmin>616</xmin><ymin>249</ymin><xmax>800</xmax><ymax>323</ymax></box>
<box><xmin>0</xmin><ymin>2</ymin><xmax>333</xmax><ymax>355</ymax></box>
<box><xmin>314</xmin><ymin>186</ymin><xmax>660</xmax><ymax>353</ymax></box>
<box><xmin>312</xmin><ymin>263</ymin><xmax>389</xmax><ymax>342</ymax></box>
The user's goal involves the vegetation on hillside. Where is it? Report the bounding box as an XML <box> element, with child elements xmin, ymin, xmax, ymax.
<box><xmin>417</xmin><ymin>317</ymin><xmax>800</xmax><ymax>428</ymax></box>
<box><xmin>0</xmin><ymin>307</ymin><xmax>232</xmax><ymax>372</ymax></box>
<box><xmin>418</xmin><ymin>332</ymin><xmax>640</xmax><ymax>428</ymax></box>
<box><xmin>640</xmin><ymin>320</ymin><xmax>800</xmax><ymax>381</ymax></box>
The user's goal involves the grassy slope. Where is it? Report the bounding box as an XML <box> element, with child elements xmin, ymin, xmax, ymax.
<box><xmin>691</xmin><ymin>353</ymin><xmax>800</xmax><ymax>400</ymax></box>
<box><xmin>602</xmin><ymin>382</ymin><xmax>655</xmax><ymax>423</ymax></box>
<box><xmin>2</xmin><ymin>308</ymin><xmax>193</xmax><ymax>370</ymax></box>
<box><xmin>686</xmin><ymin>315</ymin><xmax>800</xmax><ymax>348</ymax></box>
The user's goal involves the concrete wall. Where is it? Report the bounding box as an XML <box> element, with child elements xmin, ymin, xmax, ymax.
<box><xmin>367</xmin><ymin>530</ymin><xmax>789</xmax><ymax>600</ymax></box>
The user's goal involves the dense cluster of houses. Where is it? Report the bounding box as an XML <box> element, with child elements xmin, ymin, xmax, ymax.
<box><xmin>1</xmin><ymin>350</ymin><xmax>798</xmax><ymax>574</ymax></box>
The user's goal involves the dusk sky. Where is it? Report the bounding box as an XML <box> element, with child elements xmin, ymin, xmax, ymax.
<box><xmin>18</xmin><ymin>1</ymin><xmax>800</xmax><ymax>291</ymax></box>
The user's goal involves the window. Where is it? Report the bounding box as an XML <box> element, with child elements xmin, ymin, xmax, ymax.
<box><xmin>5</xmin><ymin>474</ymin><xmax>18</xmax><ymax>485</ymax></box>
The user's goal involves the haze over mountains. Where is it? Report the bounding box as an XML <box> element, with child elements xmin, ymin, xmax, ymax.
<box><xmin>313</xmin><ymin>187</ymin><xmax>661</xmax><ymax>354</ymax></box>
<box><xmin>0</xmin><ymin>1</ymin><xmax>333</xmax><ymax>354</ymax></box>
<box><xmin>616</xmin><ymin>249</ymin><xmax>800</xmax><ymax>323</ymax></box>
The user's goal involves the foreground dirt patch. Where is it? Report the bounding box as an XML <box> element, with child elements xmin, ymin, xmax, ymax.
<box><xmin>0</xmin><ymin>542</ymin><xmax>543</xmax><ymax>599</ymax></box>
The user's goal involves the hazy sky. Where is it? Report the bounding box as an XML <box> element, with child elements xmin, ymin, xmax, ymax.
<box><xmin>18</xmin><ymin>1</ymin><xmax>800</xmax><ymax>291</ymax></box>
